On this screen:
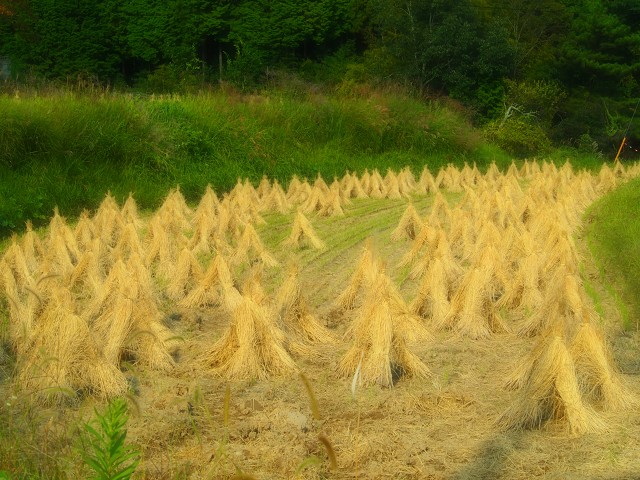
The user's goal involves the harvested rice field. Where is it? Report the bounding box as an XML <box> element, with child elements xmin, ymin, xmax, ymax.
<box><xmin>2</xmin><ymin>160</ymin><xmax>640</xmax><ymax>479</ymax></box>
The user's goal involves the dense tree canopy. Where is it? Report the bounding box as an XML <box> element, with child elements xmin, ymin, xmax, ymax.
<box><xmin>0</xmin><ymin>0</ymin><xmax>638</xmax><ymax>154</ymax></box>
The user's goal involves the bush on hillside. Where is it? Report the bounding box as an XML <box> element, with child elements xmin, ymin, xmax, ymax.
<box><xmin>485</xmin><ymin>117</ymin><xmax>552</xmax><ymax>157</ymax></box>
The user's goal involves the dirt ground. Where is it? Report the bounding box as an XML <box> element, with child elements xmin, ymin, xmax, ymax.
<box><xmin>112</xmin><ymin>195</ymin><xmax>640</xmax><ymax>480</ymax></box>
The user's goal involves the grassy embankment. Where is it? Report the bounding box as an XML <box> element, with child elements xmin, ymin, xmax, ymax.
<box><xmin>0</xmin><ymin>87</ymin><xmax>608</xmax><ymax>238</ymax></box>
<box><xmin>585</xmin><ymin>176</ymin><xmax>640</xmax><ymax>329</ymax></box>
<box><xmin>0</xmin><ymin>89</ymin><xmax>495</xmax><ymax>236</ymax></box>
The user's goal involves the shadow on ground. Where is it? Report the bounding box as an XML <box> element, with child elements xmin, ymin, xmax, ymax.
<box><xmin>450</xmin><ymin>431</ymin><xmax>525</xmax><ymax>480</ymax></box>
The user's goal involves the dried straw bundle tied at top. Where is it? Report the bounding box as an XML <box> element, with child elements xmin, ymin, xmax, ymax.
<box><xmin>318</xmin><ymin>189</ymin><xmax>345</xmax><ymax>217</ymax></box>
<box><xmin>517</xmin><ymin>267</ymin><xmax>584</xmax><ymax>338</ymax></box>
<box><xmin>92</xmin><ymin>194</ymin><xmax>124</xmax><ymax>248</ymax></box>
<box><xmin>126</xmin><ymin>311</ymin><xmax>178</xmax><ymax>372</ymax></box>
<box><xmin>229</xmin><ymin>184</ymin><xmax>267</xmax><ymax>225</ymax></box>
<box><xmin>367</xmin><ymin>169</ymin><xmax>387</xmax><ymax>198</ymax></box>
<box><xmin>496</xmin><ymin>250</ymin><xmax>543</xmax><ymax>319</ymax></box>
<box><xmin>159</xmin><ymin>187</ymin><xmax>193</xmax><ymax>229</ymax></box>
<box><xmin>341</xmin><ymin>172</ymin><xmax>368</xmax><ymax>199</ymax></box>
<box><xmin>84</xmin><ymin>257</ymin><xmax>177</xmax><ymax>372</ymax></box>
<box><xmin>67</xmin><ymin>249</ymin><xmax>103</xmax><ymax>300</ymax></box>
<box><xmin>302</xmin><ymin>186</ymin><xmax>327</xmax><ymax>214</ymax></box>
<box><xmin>241</xmin><ymin>263</ymin><xmax>268</xmax><ymax>307</ymax></box>
<box><xmin>447</xmin><ymin>206</ymin><xmax>476</xmax><ymax>260</ymax></box>
<box><xmin>570</xmin><ymin>317</ymin><xmax>636</xmax><ymax>410</ymax></box>
<box><xmin>201</xmin><ymin>293</ymin><xmax>297</xmax><ymax>379</ymax></box>
<box><xmin>428</xmin><ymin>191</ymin><xmax>451</xmax><ymax>225</ymax></box>
<box><xmin>284</xmin><ymin>210</ymin><xmax>326</xmax><ymax>250</ymax></box>
<box><xmin>399</xmin><ymin>221</ymin><xmax>440</xmax><ymax>268</ymax></box>
<box><xmin>397</xmin><ymin>167</ymin><xmax>417</xmax><ymax>196</ymax></box>
<box><xmin>230</xmin><ymin>223</ymin><xmax>279</xmax><ymax>268</ymax></box>
<box><xmin>21</xmin><ymin>221</ymin><xmax>45</xmax><ymax>272</ymax></box>
<box><xmin>391</xmin><ymin>203</ymin><xmax>423</xmax><ymax>241</ymax></box>
<box><xmin>43</xmin><ymin>211</ymin><xmax>82</xmax><ymax>278</ymax></box>
<box><xmin>411</xmin><ymin>256</ymin><xmax>454</xmax><ymax>330</ymax></box>
<box><xmin>189</xmin><ymin>205</ymin><xmax>217</xmax><ymax>256</ymax></box>
<box><xmin>338</xmin><ymin>269</ymin><xmax>432</xmax><ymax>387</ymax></box>
<box><xmin>83</xmin><ymin>258</ymin><xmax>132</xmax><ymax>320</ymax></box>
<box><xmin>418</xmin><ymin>166</ymin><xmax>439</xmax><ymax>194</ymax></box>
<box><xmin>263</xmin><ymin>180</ymin><xmax>292</xmax><ymax>214</ymax></box>
<box><xmin>113</xmin><ymin>220</ymin><xmax>144</xmax><ymax>262</ymax></box>
<box><xmin>214</xmin><ymin>202</ymin><xmax>234</xmax><ymax>239</ymax></box>
<box><xmin>166</xmin><ymin>247</ymin><xmax>204</xmax><ymax>301</ymax></box>
<box><xmin>17</xmin><ymin>286</ymin><xmax>128</xmax><ymax>404</ymax></box>
<box><xmin>383</xmin><ymin>170</ymin><xmax>403</xmax><ymax>199</ymax></box>
<box><xmin>1</xmin><ymin>264</ymin><xmax>45</xmax><ymax>357</ymax></box>
<box><xmin>45</xmin><ymin>231</ymin><xmax>78</xmax><ymax>279</ymax></box>
<box><xmin>445</xmin><ymin>266</ymin><xmax>509</xmax><ymax>339</ymax></box>
<box><xmin>286</xmin><ymin>176</ymin><xmax>312</xmax><ymax>204</ymax></box>
<box><xmin>313</xmin><ymin>174</ymin><xmax>331</xmax><ymax>194</ymax></box>
<box><xmin>188</xmin><ymin>185</ymin><xmax>219</xmax><ymax>254</ymax></box>
<box><xmin>2</xmin><ymin>237</ymin><xmax>34</xmax><ymax>288</ymax></box>
<box><xmin>275</xmin><ymin>263</ymin><xmax>336</xmax><ymax>357</ymax></box>
<box><xmin>335</xmin><ymin>241</ymin><xmax>380</xmax><ymax>310</ymax></box>
<box><xmin>468</xmin><ymin>240</ymin><xmax>511</xmax><ymax>300</ymax></box>
<box><xmin>47</xmin><ymin>213</ymin><xmax>80</xmax><ymax>263</ymax></box>
<box><xmin>256</xmin><ymin>175</ymin><xmax>272</xmax><ymax>199</ymax></box>
<box><xmin>409</xmin><ymin>228</ymin><xmax>462</xmax><ymax>282</ymax></box>
<box><xmin>498</xmin><ymin>330</ymin><xmax>604</xmax><ymax>435</ymax></box>
<box><xmin>438</xmin><ymin>164</ymin><xmax>464</xmax><ymax>192</ymax></box>
<box><xmin>121</xmin><ymin>193</ymin><xmax>144</xmax><ymax>230</ymax></box>
<box><xmin>179</xmin><ymin>253</ymin><xmax>237</xmax><ymax>309</ymax></box>
<box><xmin>144</xmin><ymin>215</ymin><xmax>187</xmax><ymax>276</ymax></box>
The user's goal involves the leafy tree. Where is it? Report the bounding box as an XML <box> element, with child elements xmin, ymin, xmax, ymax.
<box><xmin>557</xmin><ymin>0</ymin><xmax>640</xmax><ymax>96</ymax></box>
<box><xmin>4</xmin><ymin>0</ymin><xmax>121</xmax><ymax>80</ymax></box>
<box><xmin>473</xmin><ymin>0</ymin><xmax>570</xmax><ymax>80</ymax></box>
<box><xmin>122</xmin><ymin>0</ymin><xmax>228</xmax><ymax>68</ymax></box>
<box><xmin>503</xmin><ymin>79</ymin><xmax>566</xmax><ymax>128</ymax></box>
<box><xmin>365</xmin><ymin>0</ymin><xmax>514</xmax><ymax>102</ymax></box>
<box><xmin>226</xmin><ymin>0</ymin><xmax>356</xmax><ymax>84</ymax></box>
<box><xmin>484</xmin><ymin>79</ymin><xmax>563</xmax><ymax>156</ymax></box>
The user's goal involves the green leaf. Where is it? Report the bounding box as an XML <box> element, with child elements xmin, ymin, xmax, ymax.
<box><xmin>78</xmin><ymin>398</ymin><xmax>140</xmax><ymax>480</ymax></box>
<box><xmin>295</xmin><ymin>455</ymin><xmax>322</xmax><ymax>473</ymax></box>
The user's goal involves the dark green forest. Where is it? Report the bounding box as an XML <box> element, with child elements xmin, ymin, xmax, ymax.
<box><xmin>1</xmin><ymin>0</ymin><xmax>639</xmax><ymax>155</ymax></box>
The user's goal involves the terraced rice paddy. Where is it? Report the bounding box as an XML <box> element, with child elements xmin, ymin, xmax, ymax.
<box><xmin>1</xmin><ymin>160</ymin><xmax>640</xmax><ymax>479</ymax></box>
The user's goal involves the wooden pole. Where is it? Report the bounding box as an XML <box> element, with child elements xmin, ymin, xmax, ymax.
<box><xmin>614</xmin><ymin>136</ymin><xmax>627</xmax><ymax>163</ymax></box>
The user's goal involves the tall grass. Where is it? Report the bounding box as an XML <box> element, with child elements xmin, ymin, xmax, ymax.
<box><xmin>0</xmin><ymin>389</ymin><xmax>80</xmax><ymax>479</ymax></box>
<box><xmin>0</xmin><ymin>89</ymin><xmax>509</xmax><ymax>236</ymax></box>
<box><xmin>585</xmin><ymin>177</ymin><xmax>640</xmax><ymax>329</ymax></box>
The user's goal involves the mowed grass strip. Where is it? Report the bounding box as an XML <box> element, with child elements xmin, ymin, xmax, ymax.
<box><xmin>585</xmin><ymin>176</ymin><xmax>640</xmax><ymax>329</ymax></box>
<box><xmin>257</xmin><ymin>193</ymin><xmax>458</xmax><ymax>310</ymax></box>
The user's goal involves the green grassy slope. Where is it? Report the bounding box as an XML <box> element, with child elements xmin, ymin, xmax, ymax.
<box><xmin>585</xmin><ymin>176</ymin><xmax>640</xmax><ymax>329</ymax></box>
<box><xmin>1</xmin><ymin>89</ymin><xmax>506</xmax><ymax>237</ymax></box>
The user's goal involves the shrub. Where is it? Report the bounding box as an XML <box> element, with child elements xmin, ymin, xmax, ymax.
<box><xmin>485</xmin><ymin>117</ymin><xmax>552</xmax><ymax>157</ymax></box>
<box><xmin>577</xmin><ymin>133</ymin><xmax>604</xmax><ymax>158</ymax></box>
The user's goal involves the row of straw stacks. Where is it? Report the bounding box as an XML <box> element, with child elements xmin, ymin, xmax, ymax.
<box><xmin>389</xmin><ymin>160</ymin><xmax>638</xmax><ymax>433</ymax></box>
<box><xmin>1</xmin><ymin>160</ymin><xmax>638</xmax><ymax>417</ymax></box>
